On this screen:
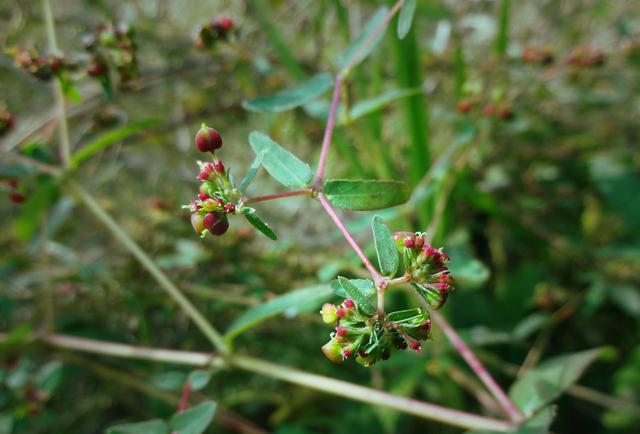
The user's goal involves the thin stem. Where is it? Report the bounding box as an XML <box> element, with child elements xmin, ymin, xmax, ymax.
<box><xmin>430</xmin><ymin>309</ymin><xmax>525</xmax><ymax>424</ymax></box>
<box><xmin>386</xmin><ymin>274</ymin><xmax>411</xmax><ymax>286</ymax></box>
<box><xmin>178</xmin><ymin>380</ymin><xmax>192</xmax><ymax>412</ymax></box>
<box><xmin>246</xmin><ymin>188</ymin><xmax>311</xmax><ymax>204</ymax></box>
<box><xmin>41</xmin><ymin>0</ymin><xmax>72</xmax><ymax>168</ymax></box>
<box><xmin>317</xmin><ymin>194</ymin><xmax>382</xmax><ymax>281</ymax></box>
<box><xmin>20</xmin><ymin>333</ymin><xmax>514</xmax><ymax>432</ymax></box>
<box><xmin>68</xmin><ymin>182</ymin><xmax>230</xmax><ymax>355</ymax></box>
<box><xmin>314</xmin><ymin>76</ymin><xmax>343</xmax><ymax>186</ymax></box>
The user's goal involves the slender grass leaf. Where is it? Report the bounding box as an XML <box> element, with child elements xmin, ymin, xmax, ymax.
<box><xmin>249</xmin><ymin>132</ymin><xmax>312</xmax><ymax>188</ymax></box>
<box><xmin>338</xmin><ymin>277</ymin><xmax>376</xmax><ymax>315</ymax></box>
<box><xmin>372</xmin><ymin>215</ymin><xmax>399</xmax><ymax>276</ymax></box>
<box><xmin>226</xmin><ymin>285</ymin><xmax>332</xmax><ymax>341</ymax></box>
<box><xmin>106</xmin><ymin>419</ymin><xmax>169</xmax><ymax>434</ymax></box>
<box><xmin>324</xmin><ymin>179</ymin><xmax>410</xmax><ymax>210</ymax></box>
<box><xmin>397</xmin><ymin>0</ymin><xmax>417</xmax><ymax>39</ymax></box>
<box><xmin>337</xmin><ymin>6</ymin><xmax>389</xmax><ymax>72</ymax></box>
<box><xmin>341</xmin><ymin>87</ymin><xmax>421</xmax><ymax>124</ymax></box>
<box><xmin>509</xmin><ymin>348</ymin><xmax>602</xmax><ymax>416</ymax></box>
<box><xmin>244</xmin><ymin>211</ymin><xmax>277</xmax><ymax>240</ymax></box>
<box><xmin>239</xmin><ymin>150</ymin><xmax>265</xmax><ymax>192</ymax></box>
<box><xmin>71</xmin><ymin>120</ymin><xmax>158</xmax><ymax>168</ymax></box>
<box><xmin>170</xmin><ymin>401</ymin><xmax>217</xmax><ymax>434</ymax></box>
<box><xmin>243</xmin><ymin>73</ymin><xmax>334</xmax><ymax>113</ymax></box>
<box><xmin>494</xmin><ymin>0</ymin><xmax>511</xmax><ymax>56</ymax></box>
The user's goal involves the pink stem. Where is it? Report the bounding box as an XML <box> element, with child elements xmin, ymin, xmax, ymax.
<box><xmin>314</xmin><ymin>76</ymin><xmax>343</xmax><ymax>186</ymax></box>
<box><xmin>246</xmin><ymin>189</ymin><xmax>311</xmax><ymax>204</ymax></box>
<box><xmin>430</xmin><ymin>310</ymin><xmax>525</xmax><ymax>424</ymax></box>
<box><xmin>178</xmin><ymin>380</ymin><xmax>192</xmax><ymax>412</ymax></box>
<box><xmin>318</xmin><ymin>194</ymin><xmax>382</xmax><ymax>281</ymax></box>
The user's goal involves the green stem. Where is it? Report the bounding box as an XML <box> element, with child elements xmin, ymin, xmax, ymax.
<box><xmin>67</xmin><ymin>182</ymin><xmax>229</xmax><ymax>354</ymax></box>
<box><xmin>26</xmin><ymin>333</ymin><xmax>514</xmax><ymax>432</ymax></box>
<box><xmin>41</xmin><ymin>0</ymin><xmax>71</xmax><ymax>168</ymax></box>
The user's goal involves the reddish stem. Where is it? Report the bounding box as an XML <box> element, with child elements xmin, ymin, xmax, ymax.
<box><xmin>178</xmin><ymin>380</ymin><xmax>192</xmax><ymax>412</ymax></box>
<box><xmin>318</xmin><ymin>194</ymin><xmax>382</xmax><ymax>281</ymax></box>
<box><xmin>246</xmin><ymin>189</ymin><xmax>311</xmax><ymax>203</ymax></box>
<box><xmin>314</xmin><ymin>76</ymin><xmax>343</xmax><ymax>186</ymax></box>
<box><xmin>430</xmin><ymin>310</ymin><xmax>525</xmax><ymax>424</ymax></box>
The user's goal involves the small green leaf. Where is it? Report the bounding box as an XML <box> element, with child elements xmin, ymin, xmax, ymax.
<box><xmin>337</xmin><ymin>277</ymin><xmax>377</xmax><ymax>315</ymax></box>
<box><xmin>337</xmin><ymin>7</ymin><xmax>389</xmax><ymax>72</ymax></box>
<box><xmin>244</xmin><ymin>211</ymin><xmax>277</xmax><ymax>240</ymax></box>
<box><xmin>188</xmin><ymin>369</ymin><xmax>212</xmax><ymax>391</ymax></box>
<box><xmin>342</xmin><ymin>87</ymin><xmax>421</xmax><ymax>123</ymax></box>
<box><xmin>324</xmin><ymin>179</ymin><xmax>410</xmax><ymax>211</ymax></box>
<box><xmin>249</xmin><ymin>132</ymin><xmax>312</xmax><ymax>188</ymax></box>
<box><xmin>226</xmin><ymin>285</ymin><xmax>332</xmax><ymax>342</ymax></box>
<box><xmin>397</xmin><ymin>0</ymin><xmax>417</xmax><ymax>39</ymax></box>
<box><xmin>170</xmin><ymin>401</ymin><xmax>217</xmax><ymax>434</ymax></box>
<box><xmin>412</xmin><ymin>283</ymin><xmax>448</xmax><ymax>310</ymax></box>
<box><xmin>106</xmin><ymin>419</ymin><xmax>169</xmax><ymax>434</ymax></box>
<box><xmin>372</xmin><ymin>215</ymin><xmax>399</xmax><ymax>276</ymax></box>
<box><xmin>387</xmin><ymin>308</ymin><xmax>425</xmax><ymax>323</ymax></box>
<box><xmin>509</xmin><ymin>348</ymin><xmax>602</xmax><ymax>416</ymax></box>
<box><xmin>35</xmin><ymin>360</ymin><xmax>63</xmax><ymax>395</ymax></box>
<box><xmin>58</xmin><ymin>72</ymin><xmax>81</xmax><ymax>103</ymax></box>
<box><xmin>239</xmin><ymin>150</ymin><xmax>265</xmax><ymax>192</ymax></box>
<box><xmin>70</xmin><ymin>120</ymin><xmax>158</xmax><ymax>168</ymax></box>
<box><xmin>243</xmin><ymin>73</ymin><xmax>334</xmax><ymax>113</ymax></box>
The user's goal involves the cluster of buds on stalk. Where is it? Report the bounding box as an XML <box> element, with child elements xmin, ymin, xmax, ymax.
<box><xmin>320</xmin><ymin>300</ymin><xmax>432</xmax><ymax>366</ymax></box>
<box><xmin>566</xmin><ymin>46</ymin><xmax>605</xmax><ymax>68</ymax></box>
<box><xmin>0</xmin><ymin>106</ymin><xmax>15</xmax><ymax>136</ymax></box>
<box><xmin>184</xmin><ymin>124</ymin><xmax>243</xmax><ymax>238</ymax></box>
<box><xmin>521</xmin><ymin>45</ymin><xmax>554</xmax><ymax>65</ymax></box>
<box><xmin>195</xmin><ymin>17</ymin><xmax>236</xmax><ymax>49</ymax></box>
<box><xmin>4</xmin><ymin>179</ymin><xmax>25</xmax><ymax>204</ymax></box>
<box><xmin>83</xmin><ymin>22</ymin><xmax>139</xmax><ymax>85</ymax></box>
<box><xmin>457</xmin><ymin>98</ymin><xmax>513</xmax><ymax>120</ymax></box>
<box><xmin>394</xmin><ymin>232</ymin><xmax>454</xmax><ymax>310</ymax></box>
<box><xmin>6</xmin><ymin>47</ymin><xmax>69</xmax><ymax>81</ymax></box>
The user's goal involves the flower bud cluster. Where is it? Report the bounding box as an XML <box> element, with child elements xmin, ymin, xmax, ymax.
<box><xmin>0</xmin><ymin>106</ymin><xmax>15</xmax><ymax>136</ymax></box>
<box><xmin>7</xmin><ymin>47</ymin><xmax>69</xmax><ymax>81</ymax></box>
<box><xmin>83</xmin><ymin>22</ymin><xmax>138</xmax><ymax>84</ymax></box>
<box><xmin>320</xmin><ymin>301</ymin><xmax>432</xmax><ymax>366</ymax></box>
<box><xmin>4</xmin><ymin>178</ymin><xmax>25</xmax><ymax>204</ymax></box>
<box><xmin>184</xmin><ymin>124</ymin><xmax>241</xmax><ymax>238</ymax></box>
<box><xmin>195</xmin><ymin>17</ymin><xmax>236</xmax><ymax>49</ymax></box>
<box><xmin>394</xmin><ymin>232</ymin><xmax>454</xmax><ymax>310</ymax></box>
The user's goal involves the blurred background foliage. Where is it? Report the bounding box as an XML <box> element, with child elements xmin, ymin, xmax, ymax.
<box><xmin>1</xmin><ymin>0</ymin><xmax>639</xmax><ymax>433</ymax></box>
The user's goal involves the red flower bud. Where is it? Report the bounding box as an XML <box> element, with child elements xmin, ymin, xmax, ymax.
<box><xmin>343</xmin><ymin>299</ymin><xmax>355</xmax><ymax>309</ymax></box>
<box><xmin>195</xmin><ymin>124</ymin><xmax>223</xmax><ymax>153</ymax></box>
<box><xmin>457</xmin><ymin>99</ymin><xmax>472</xmax><ymax>113</ymax></box>
<box><xmin>336</xmin><ymin>326</ymin><xmax>347</xmax><ymax>337</ymax></box>
<box><xmin>341</xmin><ymin>348</ymin><xmax>353</xmax><ymax>358</ymax></box>
<box><xmin>214</xmin><ymin>160</ymin><xmax>225</xmax><ymax>174</ymax></box>
<box><xmin>218</xmin><ymin>17</ymin><xmax>234</xmax><ymax>31</ymax></box>
<box><xmin>409</xmin><ymin>339</ymin><xmax>421</xmax><ymax>351</ymax></box>
<box><xmin>198</xmin><ymin>193</ymin><xmax>209</xmax><ymax>201</ymax></box>
<box><xmin>203</xmin><ymin>212</ymin><xmax>221</xmax><ymax>230</ymax></box>
<box><xmin>9</xmin><ymin>192</ymin><xmax>25</xmax><ymax>203</ymax></box>
<box><xmin>404</xmin><ymin>237</ymin><xmax>415</xmax><ymax>248</ymax></box>
<box><xmin>415</xmin><ymin>235</ymin><xmax>424</xmax><ymax>249</ymax></box>
<box><xmin>482</xmin><ymin>104</ymin><xmax>494</xmax><ymax>117</ymax></box>
<box><xmin>87</xmin><ymin>62</ymin><xmax>107</xmax><ymax>77</ymax></box>
<box><xmin>223</xmin><ymin>203</ymin><xmax>235</xmax><ymax>213</ymax></box>
<box><xmin>335</xmin><ymin>308</ymin><xmax>346</xmax><ymax>318</ymax></box>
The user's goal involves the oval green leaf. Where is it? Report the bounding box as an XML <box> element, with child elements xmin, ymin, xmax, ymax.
<box><xmin>249</xmin><ymin>132</ymin><xmax>312</xmax><ymax>188</ymax></box>
<box><xmin>170</xmin><ymin>401</ymin><xmax>217</xmax><ymax>434</ymax></box>
<box><xmin>337</xmin><ymin>277</ymin><xmax>377</xmax><ymax>315</ymax></box>
<box><xmin>397</xmin><ymin>0</ymin><xmax>417</xmax><ymax>39</ymax></box>
<box><xmin>323</xmin><ymin>179</ymin><xmax>410</xmax><ymax>211</ymax></box>
<box><xmin>243</xmin><ymin>73</ymin><xmax>334</xmax><ymax>113</ymax></box>
<box><xmin>372</xmin><ymin>215</ymin><xmax>399</xmax><ymax>277</ymax></box>
<box><xmin>244</xmin><ymin>211</ymin><xmax>277</xmax><ymax>240</ymax></box>
<box><xmin>225</xmin><ymin>284</ymin><xmax>332</xmax><ymax>342</ymax></box>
